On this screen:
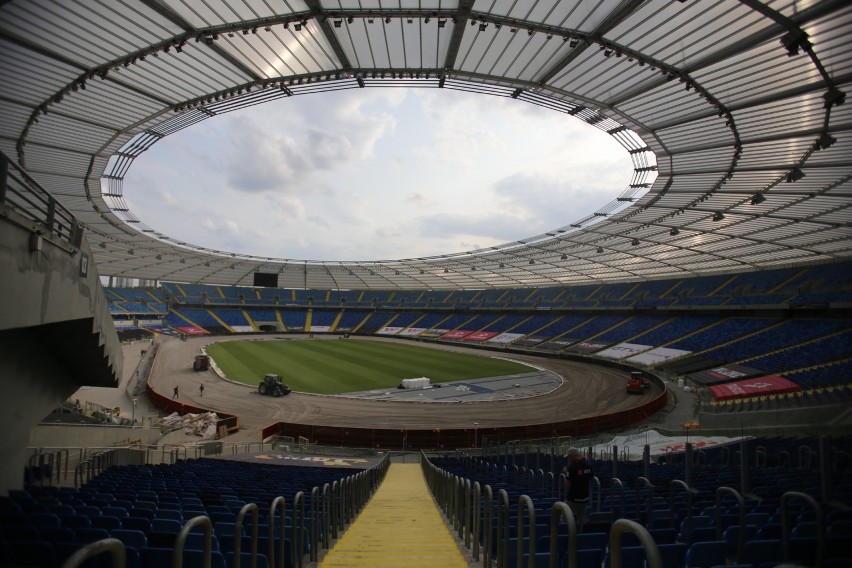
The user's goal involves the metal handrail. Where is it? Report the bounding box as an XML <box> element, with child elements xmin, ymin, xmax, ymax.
<box><xmin>482</xmin><ymin>484</ymin><xmax>494</xmax><ymax>568</ymax></box>
<box><xmin>60</xmin><ymin>537</ymin><xmax>125</xmax><ymax>568</ymax></box>
<box><xmin>232</xmin><ymin>503</ymin><xmax>259</xmax><ymax>568</ymax></box>
<box><xmin>517</xmin><ymin>494</ymin><xmax>536</xmax><ymax>568</ymax></box>
<box><xmin>497</xmin><ymin>489</ymin><xmax>510</xmax><ymax>568</ymax></box>
<box><xmin>173</xmin><ymin>515</ymin><xmax>212</xmax><ymax>568</ymax></box>
<box><xmin>610</xmin><ymin>478</ymin><xmax>625</xmax><ymax>518</ymax></box>
<box><xmin>609</xmin><ymin>519</ymin><xmax>662</xmax><ymax>568</ymax></box>
<box><xmin>293</xmin><ymin>491</ymin><xmax>305</xmax><ymax>568</ymax></box>
<box><xmin>0</xmin><ymin>151</ymin><xmax>82</xmax><ymax>247</ymax></box>
<box><xmin>472</xmin><ymin>481</ymin><xmax>481</xmax><ymax>560</ymax></box>
<box><xmin>310</xmin><ymin>486</ymin><xmax>320</xmax><ymax>562</ymax></box>
<box><xmin>321</xmin><ymin>483</ymin><xmax>331</xmax><ymax>549</ymax></box>
<box><xmin>782</xmin><ymin>491</ymin><xmax>824</xmax><ymax>567</ymax></box>
<box><xmin>550</xmin><ymin>502</ymin><xmax>577</xmax><ymax>568</ymax></box>
<box><xmin>464</xmin><ymin>478</ymin><xmax>472</xmax><ymax>547</ymax></box>
<box><xmin>334</xmin><ymin>478</ymin><xmax>344</xmax><ymax>534</ymax></box>
<box><xmin>635</xmin><ymin>477</ymin><xmax>654</xmax><ymax>526</ymax></box>
<box><xmin>715</xmin><ymin>486</ymin><xmax>745</xmax><ymax>562</ymax></box>
<box><xmin>669</xmin><ymin>479</ymin><xmax>697</xmax><ymax>546</ymax></box>
<box><xmin>592</xmin><ymin>476</ymin><xmax>601</xmax><ymax>512</ymax></box>
<box><xmin>455</xmin><ymin>476</ymin><xmax>464</xmax><ymax>537</ymax></box>
<box><xmin>268</xmin><ymin>497</ymin><xmax>287</xmax><ymax>568</ymax></box>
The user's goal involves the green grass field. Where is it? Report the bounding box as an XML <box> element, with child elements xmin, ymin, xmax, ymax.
<box><xmin>205</xmin><ymin>339</ymin><xmax>532</xmax><ymax>394</ymax></box>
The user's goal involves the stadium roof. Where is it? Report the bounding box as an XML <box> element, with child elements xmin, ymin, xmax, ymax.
<box><xmin>1</xmin><ymin>1</ymin><xmax>850</xmax><ymax>290</ymax></box>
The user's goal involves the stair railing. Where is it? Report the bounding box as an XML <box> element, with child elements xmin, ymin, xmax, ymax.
<box><xmin>173</xmin><ymin>515</ymin><xmax>212</xmax><ymax>568</ymax></box>
<box><xmin>550</xmin><ymin>502</ymin><xmax>577</xmax><ymax>568</ymax></box>
<box><xmin>609</xmin><ymin>519</ymin><xmax>662</xmax><ymax>568</ymax></box>
<box><xmin>517</xmin><ymin>494</ymin><xmax>536</xmax><ymax>568</ymax></box>
<box><xmin>232</xmin><ymin>503</ymin><xmax>259</xmax><ymax>568</ymax></box>
<box><xmin>268</xmin><ymin>496</ymin><xmax>287</xmax><ymax>568</ymax></box>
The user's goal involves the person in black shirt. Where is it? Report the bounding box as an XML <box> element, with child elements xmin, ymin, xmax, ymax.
<box><xmin>562</xmin><ymin>447</ymin><xmax>593</xmax><ymax>527</ymax></box>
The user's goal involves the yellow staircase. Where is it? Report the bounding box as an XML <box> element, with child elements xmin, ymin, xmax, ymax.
<box><xmin>319</xmin><ymin>463</ymin><xmax>468</xmax><ymax>567</ymax></box>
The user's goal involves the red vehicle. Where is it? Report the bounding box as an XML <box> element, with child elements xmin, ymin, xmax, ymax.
<box><xmin>626</xmin><ymin>371</ymin><xmax>649</xmax><ymax>394</ymax></box>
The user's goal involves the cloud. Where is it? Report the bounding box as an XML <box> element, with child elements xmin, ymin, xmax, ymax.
<box><xmin>122</xmin><ymin>87</ymin><xmax>637</xmax><ymax>262</ymax></box>
<box><xmin>406</xmin><ymin>191</ymin><xmax>429</xmax><ymax>204</ymax></box>
<box><xmin>215</xmin><ymin>91</ymin><xmax>400</xmax><ymax>194</ymax></box>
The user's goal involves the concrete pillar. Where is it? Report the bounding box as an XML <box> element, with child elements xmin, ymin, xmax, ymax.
<box><xmin>0</xmin><ymin>329</ymin><xmax>82</xmax><ymax>494</ymax></box>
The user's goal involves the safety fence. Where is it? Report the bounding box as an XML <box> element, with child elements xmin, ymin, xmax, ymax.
<box><xmin>0</xmin><ymin>150</ymin><xmax>82</xmax><ymax>248</ymax></box>
<box><xmin>421</xmin><ymin>452</ymin><xmax>830</xmax><ymax>568</ymax></box>
<box><xmin>421</xmin><ymin>452</ymin><xmax>665</xmax><ymax>568</ymax></box>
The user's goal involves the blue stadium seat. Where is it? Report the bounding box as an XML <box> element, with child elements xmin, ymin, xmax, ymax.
<box><xmin>685</xmin><ymin>540</ymin><xmax>727</xmax><ymax>568</ymax></box>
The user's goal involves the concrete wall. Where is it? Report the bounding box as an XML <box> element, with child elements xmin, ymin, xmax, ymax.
<box><xmin>28</xmin><ymin>424</ymin><xmax>162</xmax><ymax>449</ymax></box>
<box><xmin>0</xmin><ymin>205</ymin><xmax>122</xmax><ymax>376</ymax></box>
<box><xmin>699</xmin><ymin>404</ymin><xmax>849</xmax><ymax>430</ymax></box>
<box><xmin>0</xmin><ymin>329</ymin><xmax>84</xmax><ymax>494</ymax></box>
<box><xmin>0</xmin><ymin>206</ymin><xmax>123</xmax><ymax>494</ymax></box>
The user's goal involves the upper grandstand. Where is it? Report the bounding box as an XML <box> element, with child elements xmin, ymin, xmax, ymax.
<box><xmin>0</xmin><ymin>0</ymin><xmax>849</xmax><ymax>289</ymax></box>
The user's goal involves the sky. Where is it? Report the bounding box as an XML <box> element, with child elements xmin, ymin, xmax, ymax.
<box><xmin>124</xmin><ymin>87</ymin><xmax>633</xmax><ymax>262</ymax></box>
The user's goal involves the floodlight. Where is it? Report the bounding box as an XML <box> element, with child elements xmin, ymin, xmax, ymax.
<box><xmin>334</xmin><ymin>20</ymin><xmax>342</xmax><ymax>28</ymax></box>
<box><xmin>712</xmin><ymin>211</ymin><xmax>725</xmax><ymax>222</ymax></box>
<box><xmin>824</xmin><ymin>87</ymin><xmax>845</xmax><ymax>109</ymax></box>
<box><xmin>817</xmin><ymin>133</ymin><xmax>836</xmax><ymax>150</ymax></box>
<box><xmin>596</xmin><ymin>247</ymin><xmax>604</xmax><ymax>254</ymax></box>
<box><xmin>670</xmin><ymin>227</ymin><xmax>679</xmax><ymax>236</ymax></box>
<box><xmin>780</xmin><ymin>30</ymin><xmax>807</xmax><ymax>56</ymax></box>
<box><xmin>751</xmin><ymin>193</ymin><xmax>765</xmax><ymax>205</ymax></box>
<box><xmin>347</xmin><ymin>16</ymin><xmax>354</xmax><ymax>24</ymax></box>
<box><xmin>631</xmin><ymin>238</ymin><xmax>639</xmax><ymax>246</ymax></box>
<box><xmin>786</xmin><ymin>168</ymin><xmax>805</xmax><ymax>183</ymax></box>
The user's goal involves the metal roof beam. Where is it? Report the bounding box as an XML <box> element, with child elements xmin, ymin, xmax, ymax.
<box><xmin>304</xmin><ymin>0</ymin><xmax>353</xmax><ymax>71</ymax></box>
<box><xmin>443</xmin><ymin>0</ymin><xmax>475</xmax><ymax>71</ymax></box>
<box><xmin>535</xmin><ymin>0</ymin><xmax>647</xmax><ymax>87</ymax></box>
<box><xmin>140</xmin><ymin>0</ymin><xmax>262</xmax><ymax>81</ymax></box>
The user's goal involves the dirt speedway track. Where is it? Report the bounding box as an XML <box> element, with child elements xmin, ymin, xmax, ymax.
<box><xmin>149</xmin><ymin>334</ymin><xmax>663</xmax><ymax>435</ymax></box>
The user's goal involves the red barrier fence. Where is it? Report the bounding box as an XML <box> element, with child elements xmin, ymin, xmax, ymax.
<box><xmin>263</xmin><ymin>389</ymin><xmax>667</xmax><ymax>450</ymax></box>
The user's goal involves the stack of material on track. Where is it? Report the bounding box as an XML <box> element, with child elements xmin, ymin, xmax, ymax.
<box><xmin>319</xmin><ymin>463</ymin><xmax>467</xmax><ymax>567</ymax></box>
